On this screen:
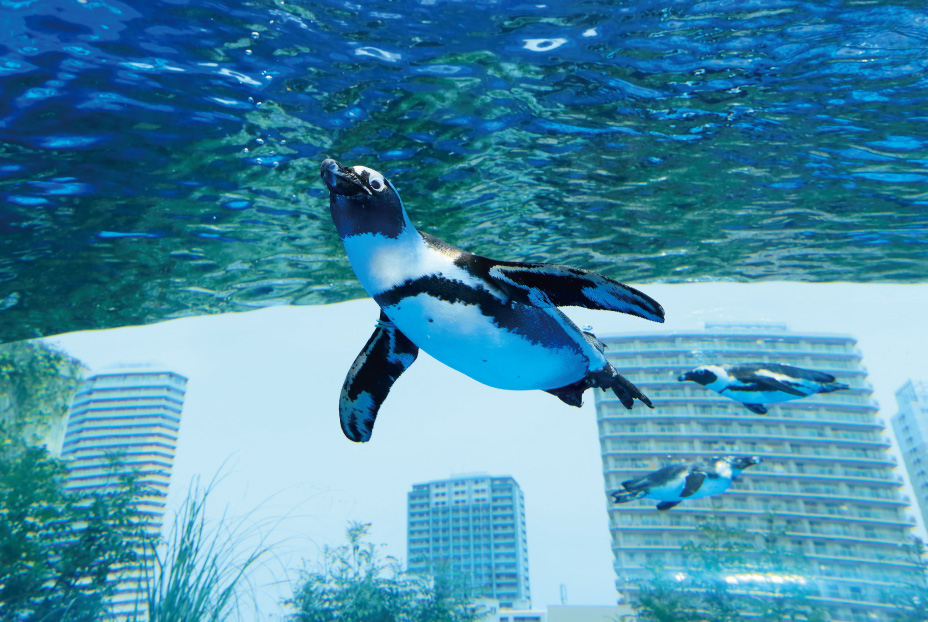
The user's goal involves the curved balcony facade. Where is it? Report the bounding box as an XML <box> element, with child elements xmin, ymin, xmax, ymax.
<box><xmin>595</xmin><ymin>324</ymin><xmax>915</xmax><ymax>622</ymax></box>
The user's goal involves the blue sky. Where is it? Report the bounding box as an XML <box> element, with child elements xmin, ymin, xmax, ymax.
<box><xmin>45</xmin><ymin>282</ymin><xmax>928</xmax><ymax>617</ymax></box>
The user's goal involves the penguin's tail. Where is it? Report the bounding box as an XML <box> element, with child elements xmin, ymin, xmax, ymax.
<box><xmin>820</xmin><ymin>382</ymin><xmax>850</xmax><ymax>393</ymax></box>
<box><xmin>611</xmin><ymin>489</ymin><xmax>646</xmax><ymax>504</ymax></box>
<box><xmin>596</xmin><ymin>365</ymin><xmax>653</xmax><ymax>409</ymax></box>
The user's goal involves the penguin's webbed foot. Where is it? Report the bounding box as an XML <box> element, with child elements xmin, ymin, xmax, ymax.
<box><xmin>611</xmin><ymin>489</ymin><xmax>645</xmax><ymax>504</ymax></box>
<box><xmin>598</xmin><ymin>366</ymin><xmax>652</xmax><ymax>409</ymax></box>
<box><xmin>546</xmin><ymin>366</ymin><xmax>653</xmax><ymax>410</ymax></box>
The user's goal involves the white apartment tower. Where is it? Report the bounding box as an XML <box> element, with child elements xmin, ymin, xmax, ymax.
<box><xmin>595</xmin><ymin>323</ymin><xmax>915</xmax><ymax>622</ymax></box>
<box><xmin>407</xmin><ymin>473</ymin><xmax>531</xmax><ymax>609</ymax></box>
<box><xmin>61</xmin><ymin>365</ymin><xmax>188</xmax><ymax>620</ymax></box>
<box><xmin>891</xmin><ymin>380</ymin><xmax>928</xmax><ymax>533</ymax></box>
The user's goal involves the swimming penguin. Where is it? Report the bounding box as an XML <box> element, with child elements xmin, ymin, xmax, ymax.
<box><xmin>320</xmin><ymin>159</ymin><xmax>665</xmax><ymax>442</ymax></box>
<box><xmin>678</xmin><ymin>363</ymin><xmax>850</xmax><ymax>414</ymax></box>
<box><xmin>612</xmin><ymin>456</ymin><xmax>761</xmax><ymax>511</ymax></box>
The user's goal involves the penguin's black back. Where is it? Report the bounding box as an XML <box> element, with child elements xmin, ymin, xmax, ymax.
<box><xmin>729</xmin><ymin>362</ymin><xmax>836</xmax><ymax>384</ymax></box>
<box><xmin>623</xmin><ymin>464</ymin><xmax>690</xmax><ymax>491</ymax></box>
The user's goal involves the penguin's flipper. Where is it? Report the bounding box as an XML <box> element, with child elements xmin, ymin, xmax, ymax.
<box><xmin>680</xmin><ymin>471</ymin><xmax>706</xmax><ymax>498</ymax></box>
<box><xmin>744</xmin><ymin>403</ymin><xmax>768</xmax><ymax>415</ymax></box>
<box><xmin>339</xmin><ymin>311</ymin><xmax>419</xmax><ymax>443</ymax></box>
<box><xmin>752</xmin><ymin>363</ymin><xmax>837</xmax><ymax>384</ymax></box>
<box><xmin>485</xmin><ymin>261</ymin><xmax>665</xmax><ymax>323</ymax></box>
<box><xmin>623</xmin><ymin>464</ymin><xmax>689</xmax><ymax>491</ymax></box>
<box><xmin>730</xmin><ymin>367</ymin><xmax>809</xmax><ymax>397</ymax></box>
<box><xmin>656</xmin><ymin>501</ymin><xmax>681</xmax><ymax>511</ymax></box>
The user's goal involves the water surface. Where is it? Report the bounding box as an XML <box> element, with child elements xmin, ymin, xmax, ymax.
<box><xmin>2</xmin><ymin>0</ymin><xmax>927</xmax><ymax>342</ymax></box>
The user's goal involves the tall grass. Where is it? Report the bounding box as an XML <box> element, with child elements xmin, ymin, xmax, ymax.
<box><xmin>139</xmin><ymin>478</ymin><xmax>274</xmax><ymax>622</ymax></box>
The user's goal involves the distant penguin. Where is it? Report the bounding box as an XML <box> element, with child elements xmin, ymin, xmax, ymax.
<box><xmin>320</xmin><ymin>159</ymin><xmax>665</xmax><ymax>442</ymax></box>
<box><xmin>612</xmin><ymin>456</ymin><xmax>761</xmax><ymax>511</ymax></box>
<box><xmin>678</xmin><ymin>362</ymin><xmax>850</xmax><ymax>414</ymax></box>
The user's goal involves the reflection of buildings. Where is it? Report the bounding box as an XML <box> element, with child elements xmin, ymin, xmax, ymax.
<box><xmin>595</xmin><ymin>323</ymin><xmax>915</xmax><ymax>622</ymax></box>
<box><xmin>891</xmin><ymin>380</ymin><xmax>928</xmax><ymax>533</ymax></box>
<box><xmin>407</xmin><ymin>473</ymin><xmax>531</xmax><ymax>609</ymax></box>
<box><xmin>476</xmin><ymin>599</ymin><xmax>635</xmax><ymax>622</ymax></box>
<box><xmin>61</xmin><ymin>365</ymin><xmax>188</xmax><ymax>621</ymax></box>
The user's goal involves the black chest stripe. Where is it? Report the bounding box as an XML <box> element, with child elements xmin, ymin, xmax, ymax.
<box><xmin>374</xmin><ymin>274</ymin><xmax>583</xmax><ymax>353</ymax></box>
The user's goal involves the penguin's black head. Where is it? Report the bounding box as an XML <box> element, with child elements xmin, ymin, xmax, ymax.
<box><xmin>320</xmin><ymin>159</ymin><xmax>408</xmax><ymax>239</ymax></box>
<box><xmin>678</xmin><ymin>367</ymin><xmax>718</xmax><ymax>386</ymax></box>
<box><xmin>727</xmin><ymin>455</ymin><xmax>762</xmax><ymax>471</ymax></box>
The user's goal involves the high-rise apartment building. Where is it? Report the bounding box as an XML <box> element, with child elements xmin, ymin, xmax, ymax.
<box><xmin>891</xmin><ymin>380</ymin><xmax>928</xmax><ymax>533</ymax></box>
<box><xmin>61</xmin><ymin>365</ymin><xmax>188</xmax><ymax>620</ymax></box>
<box><xmin>407</xmin><ymin>473</ymin><xmax>531</xmax><ymax>609</ymax></box>
<box><xmin>595</xmin><ymin>323</ymin><xmax>915</xmax><ymax>622</ymax></box>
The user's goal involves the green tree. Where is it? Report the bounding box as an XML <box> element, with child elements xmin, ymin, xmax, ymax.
<box><xmin>287</xmin><ymin>522</ymin><xmax>483</xmax><ymax>622</ymax></box>
<box><xmin>887</xmin><ymin>537</ymin><xmax>928</xmax><ymax>622</ymax></box>
<box><xmin>0</xmin><ymin>421</ymin><xmax>147</xmax><ymax>622</ymax></box>
<box><xmin>0</xmin><ymin>340</ymin><xmax>85</xmax><ymax>447</ymax></box>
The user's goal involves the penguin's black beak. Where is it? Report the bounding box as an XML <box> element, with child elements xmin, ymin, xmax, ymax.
<box><xmin>677</xmin><ymin>371</ymin><xmax>691</xmax><ymax>382</ymax></box>
<box><xmin>320</xmin><ymin>159</ymin><xmax>372</xmax><ymax>196</ymax></box>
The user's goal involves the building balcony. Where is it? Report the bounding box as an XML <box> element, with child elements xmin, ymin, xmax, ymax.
<box><xmin>602</xmin><ymin>449</ymin><xmax>896</xmax><ymax>468</ymax></box>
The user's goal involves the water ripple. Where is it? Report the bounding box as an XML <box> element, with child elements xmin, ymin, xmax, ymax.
<box><xmin>1</xmin><ymin>0</ymin><xmax>927</xmax><ymax>341</ymax></box>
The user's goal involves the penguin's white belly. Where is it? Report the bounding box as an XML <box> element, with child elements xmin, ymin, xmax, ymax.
<box><xmin>687</xmin><ymin>477</ymin><xmax>731</xmax><ymax>499</ymax></box>
<box><xmin>649</xmin><ymin>483</ymin><xmax>689</xmax><ymax>502</ymax></box>
<box><xmin>727</xmin><ymin>389</ymin><xmax>809</xmax><ymax>404</ymax></box>
<box><xmin>649</xmin><ymin>476</ymin><xmax>730</xmax><ymax>501</ymax></box>
<box><xmin>381</xmin><ymin>294</ymin><xmax>591</xmax><ymax>390</ymax></box>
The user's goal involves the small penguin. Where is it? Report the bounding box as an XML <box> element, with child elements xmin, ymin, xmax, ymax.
<box><xmin>320</xmin><ymin>159</ymin><xmax>665</xmax><ymax>442</ymax></box>
<box><xmin>677</xmin><ymin>363</ymin><xmax>850</xmax><ymax>414</ymax></box>
<box><xmin>612</xmin><ymin>455</ymin><xmax>761</xmax><ymax>511</ymax></box>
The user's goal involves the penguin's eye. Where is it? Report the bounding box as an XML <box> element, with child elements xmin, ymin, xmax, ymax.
<box><xmin>370</xmin><ymin>179</ymin><xmax>383</xmax><ymax>191</ymax></box>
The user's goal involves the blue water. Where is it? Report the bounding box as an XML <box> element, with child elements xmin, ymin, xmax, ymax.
<box><xmin>2</xmin><ymin>0</ymin><xmax>928</xmax><ymax>342</ymax></box>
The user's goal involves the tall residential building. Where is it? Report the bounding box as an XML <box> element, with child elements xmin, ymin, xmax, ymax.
<box><xmin>595</xmin><ymin>323</ymin><xmax>916</xmax><ymax>622</ymax></box>
<box><xmin>61</xmin><ymin>365</ymin><xmax>188</xmax><ymax>620</ymax></box>
<box><xmin>407</xmin><ymin>473</ymin><xmax>531</xmax><ymax>609</ymax></box>
<box><xmin>891</xmin><ymin>380</ymin><xmax>928</xmax><ymax>533</ymax></box>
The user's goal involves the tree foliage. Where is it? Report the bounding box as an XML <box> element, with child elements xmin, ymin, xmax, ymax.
<box><xmin>287</xmin><ymin>522</ymin><xmax>483</xmax><ymax>622</ymax></box>
<box><xmin>634</xmin><ymin>514</ymin><xmax>828</xmax><ymax>622</ymax></box>
<box><xmin>887</xmin><ymin>537</ymin><xmax>928</xmax><ymax>622</ymax></box>
<box><xmin>0</xmin><ymin>340</ymin><xmax>85</xmax><ymax>447</ymax></box>
<box><xmin>0</xmin><ymin>421</ymin><xmax>147</xmax><ymax>622</ymax></box>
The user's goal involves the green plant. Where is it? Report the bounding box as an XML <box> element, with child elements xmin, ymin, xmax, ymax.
<box><xmin>0</xmin><ymin>421</ymin><xmax>146</xmax><ymax>622</ymax></box>
<box><xmin>287</xmin><ymin>522</ymin><xmax>483</xmax><ymax>622</ymax></box>
<box><xmin>141</xmin><ymin>477</ymin><xmax>273</xmax><ymax>622</ymax></box>
<box><xmin>0</xmin><ymin>340</ymin><xmax>85</xmax><ymax>446</ymax></box>
<box><xmin>886</xmin><ymin>537</ymin><xmax>928</xmax><ymax>622</ymax></box>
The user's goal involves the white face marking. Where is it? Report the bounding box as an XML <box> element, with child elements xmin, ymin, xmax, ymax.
<box><xmin>342</xmin><ymin>229</ymin><xmax>466</xmax><ymax>296</ymax></box>
<box><xmin>351</xmin><ymin>166</ymin><xmax>387</xmax><ymax>193</ymax></box>
<box><xmin>700</xmin><ymin>365</ymin><xmax>731</xmax><ymax>393</ymax></box>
